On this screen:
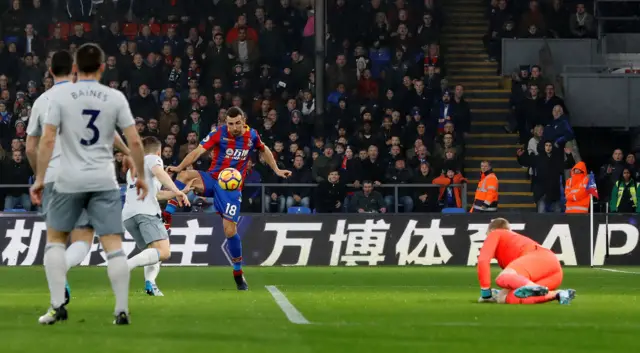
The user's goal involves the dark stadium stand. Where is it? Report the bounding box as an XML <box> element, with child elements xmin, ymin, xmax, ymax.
<box><xmin>1</xmin><ymin>0</ymin><xmax>639</xmax><ymax>214</ymax></box>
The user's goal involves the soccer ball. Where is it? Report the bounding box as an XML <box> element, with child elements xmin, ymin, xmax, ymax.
<box><xmin>218</xmin><ymin>168</ymin><xmax>242</xmax><ymax>191</ymax></box>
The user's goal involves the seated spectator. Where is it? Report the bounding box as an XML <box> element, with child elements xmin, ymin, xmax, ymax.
<box><xmin>2</xmin><ymin>150</ymin><xmax>32</xmax><ymax>211</ymax></box>
<box><xmin>286</xmin><ymin>156</ymin><xmax>313</xmax><ymax>209</ymax></box>
<box><xmin>384</xmin><ymin>158</ymin><xmax>414</xmax><ymax>212</ymax></box>
<box><xmin>519</xmin><ymin>0</ymin><xmax>547</xmax><ymax>36</ymax></box>
<box><xmin>312</xmin><ymin>143</ymin><xmax>340</xmax><ymax>183</ymax></box>
<box><xmin>609</xmin><ymin>167</ymin><xmax>640</xmax><ymax>213</ymax></box>
<box><xmin>350</xmin><ymin>181</ymin><xmax>386</xmax><ymax>213</ymax></box>
<box><xmin>242</xmin><ymin>160</ymin><xmax>262</xmax><ymax>213</ymax></box>
<box><xmin>570</xmin><ymin>2</ymin><xmax>595</xmax><ymax>38</ymax></box>
<box><xmin>546</xmin><ymin>0</ymin><xmax>571</xmax><ymax>38</ymax></box>
<box><xmin>316</xmin><ymin>170</ymin><xmax>347</xmax><ymax>213</ymax></box>
<box><xmin>413</xmin><ymin>162</ymin><xmax>439</xmax><ymax>212</ymax></box>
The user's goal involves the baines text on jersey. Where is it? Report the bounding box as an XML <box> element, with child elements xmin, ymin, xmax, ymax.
<box><xmin>70</xmin><ymin>89</ymin><xmax>109</xmax><ymax>102</ymax></box>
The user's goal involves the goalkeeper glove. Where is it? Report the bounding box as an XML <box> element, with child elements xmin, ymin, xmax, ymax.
<box><xmin>480</xmin><ymin>288</ymin><xmax>493</xmax><ymax>299</ymax></box>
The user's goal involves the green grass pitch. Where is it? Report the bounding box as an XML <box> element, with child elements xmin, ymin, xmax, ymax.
<box><xmin>0</xmin><ymin>266</ymin><xmax>639</xmax><ymax>352</ymax></box>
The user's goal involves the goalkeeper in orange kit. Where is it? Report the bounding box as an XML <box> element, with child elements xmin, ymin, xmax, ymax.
<box><xmin>477</xmin><ymin>218</ymin><xmax>576</xmax><ymax>305</ymax></box>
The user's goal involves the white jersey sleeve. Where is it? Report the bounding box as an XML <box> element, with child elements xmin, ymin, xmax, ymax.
<box><xmin>28</xmin><ymin>90</ymin><xmax>63</xmax><ymax>184</ymax></box>
<box><xmin>26</xmin><ymin>95</ymin><xmax>47</xmax><ymax>136</ymax></box>
<box><xmin>114</xmin><ymin>90</ymin><xmax>135</xmax><ymax>130</ymax></box>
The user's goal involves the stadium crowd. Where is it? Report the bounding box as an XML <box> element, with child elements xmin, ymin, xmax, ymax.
<box><xmin>0</xmin><ymin>0</ymin><xmax>478</xmax><ymax>214</ymax></box>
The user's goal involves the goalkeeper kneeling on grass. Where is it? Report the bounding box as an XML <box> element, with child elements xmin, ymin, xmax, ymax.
<box><xmin>477</xmin><ymin>218</ymin><xmax>576</xmax><ymax>305</ymax></box>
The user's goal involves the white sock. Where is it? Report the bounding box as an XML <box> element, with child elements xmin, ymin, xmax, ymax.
<box><xmin>65</xmin><ymin>241</ymin><xmax>91</xmax><ymax>270</ymax></box>
<box><xmin>106</xmin><ymin>250</ymin><xmax>130</xmax><ymax>315</ymax></box>
<box><xmin>144</xmin><ymin>263</ymin><xmax>161</xmax><ymax>283</ymax></box>
<box><xmin>127</xmin><ymin>248</ymin><xmax>160</xmax><ymax>270</ymax></box>
<box><xmin>44</xmin><ymin>243</ymin><xmax>67</xmax><ymax>308</ymax></box>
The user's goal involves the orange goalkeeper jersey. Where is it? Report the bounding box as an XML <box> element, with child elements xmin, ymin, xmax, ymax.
<box><xmin>477</xmin><ymin>229</ymin><xmax>542</xmax><ymax>288</ymax></box>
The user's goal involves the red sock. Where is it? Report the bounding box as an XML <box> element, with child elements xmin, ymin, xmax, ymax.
<box><xmin>506</xmin><ymin>291</ymin><xmax>557</xmax><ymax>304</ymax></box>
<box><xmin>495</xmin><ymin>273</ymin><xmax>531</xmax><ymax>290</ymax></box>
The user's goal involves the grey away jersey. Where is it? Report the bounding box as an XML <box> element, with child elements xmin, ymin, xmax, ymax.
<box><xmin>26</xmin><ymin>82</ymin><xmax>68</xmax><ymax>184</ymax></box>
<box><xmin>44</xmin><ymin>80</ymin><xmax>135</xmax><ymax>193</ymax></box>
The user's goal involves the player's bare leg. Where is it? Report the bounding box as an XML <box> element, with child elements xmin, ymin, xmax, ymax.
<box><xmin>101</xmin><ymin>234</ymin><xmax>131</xmax><ymax>325</ymax></box>
<box><xmin>162</xmin><ymin>170</ymin><xmax>203</xmax><ymax>229</ymax></box>
<box><xmin>495</xmin><ymin>268</ymin><xmax>549</xmax><ymax>298</ymax></box>
<box><xmin>39</xmin><ymin>229</ymin><xmax>70</xmax><ymax>325</ymax></box>
<box><xmin>127</xmin><ymin>239</ymin><xmax>171</xmax><ymax>296</ymax></box>
<box><xmin>62</xmin><ymin>228</ymin><xmax>94</xmax><ymax>305</ymax></box>
<box><xmin>224</xmin><ymin>219</ymin><xmax>247</xmax><ymax>290</ymax></box>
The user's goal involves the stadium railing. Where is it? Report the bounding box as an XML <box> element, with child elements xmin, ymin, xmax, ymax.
<box><xmin>0</xmin><ymin>183</ymin><xmax>468</xmax><ymax>213</ymax></box>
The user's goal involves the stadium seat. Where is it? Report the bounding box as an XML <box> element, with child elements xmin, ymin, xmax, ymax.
<box><xmin>150</xmin><ymin>23</ymin><xmax>161</xmax><ymax>35</ymax></box>
<box><xmin>287</xmin><ymin>207</ymin><xmax>311</xmax><ymax>214</ymax></box>
<box><xmin>161</xmin><ymin>23</ymin><xmax>178</xmax><ymax>35</ymax></box>
<box><xmin>49</xmin><ymin>22</ymin><xmax>70</xmax><ymax>38</ymax></box>
<box><xmin>441</xmin><ymin>207</ymin><xmax>466</xmax><ymax>214</ymax></box>
<box><xmin>123</xmin><ymin>23</ymin><xmax>139</xmax><ymax>40</ymax></box>
<box><xmin>72</xmin><ymin>22</ymin><xmax>91</xmax><ymax>33</ymax></box>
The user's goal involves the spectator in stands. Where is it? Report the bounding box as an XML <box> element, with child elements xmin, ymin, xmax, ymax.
<box><xmin>242</xmin><ymin>160</ymin><xmax>262</xmax><ymax>213</ymax></box>
<box><xmin>316</xmin><ymin>170</ymin><xmax>347</xmax><ymax>213</ymax></box>
<box><xmin>351</xmin><ymin>181</ymin><xmax>386</xmax><ymax>213</ymax></box>
<box><xmin>517</xmin><ymin>141</ymin><xmax>566</xmax><ymax>213</ymax></box>
<box><xmin>565</xmin><ymin>161</ymin><xmax>591</xmax><ymax>213</ymax></box>
<box><xmin>1</xmin><ymin>150</ymin><xmax>32</xmax><ymax>210</ymax></box>
<box><xmin>598</xmin><ymin>148</ymin><xmax>626</xmax><ymax>202</ymax></box>
<box><xmin>384</xmin><ymin>158</ymin><xmax>414</xmax><ymax>212</ymax></box>
<box><xmin>541</xmin><ymin>84</ymin><xmax>567</xmax><ymax>124</ymax></box>
<box><xmin>433</xmin><ymin>165</ymin><xmax>468</xmax><ymax>210</ymax></box>
<box><xmin>546</xmin><ymin>0</ymin><xmax>571</xmax><ymax>38</ymax></box>
<box><xmin>543</xmin><ymin>105</ymin><xmax>580</xmax><ymax>164</ymax></box>
<box><xmin>570</xmin><ymin>2</ymin><xmax>596</xmax><ymax>38</ymax></box>
<box><xmin>471</xmin><ymin>160</ymin><xmax>499</xmax><ymax>212</ymax></box>
<box><xmin>286</xmin><ymin>156</ymin><xmax>313</xmax><ymax>209</ymax></box>
<box><xmin>413</xmin><ymin>162</ymin><xmax>439</xmax><ymax>212</ymax></box>
<box><xmin>516</xmin><ymin>83</ymin><xmax>544</xmax><ymax>143</ymax></box>
<box><xmin>519</xmin><ymin>0</ymin><xmax>546</xmax><ymax>37</ymax></box>
<box><xmin>609</xmin><ymin>166</ymin><xmax>640</xmax><ymax>213</ymax></box>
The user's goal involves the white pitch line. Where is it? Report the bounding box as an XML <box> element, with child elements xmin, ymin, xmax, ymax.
<box><xmin>265</xmin><ymin>285</ymin><xmax>310</xmax><ymax>325</ymax></box>
<box><xmin>593</xmin><ymin>268</ymin><xmax>640</xmax><ymax>275</ymax></box>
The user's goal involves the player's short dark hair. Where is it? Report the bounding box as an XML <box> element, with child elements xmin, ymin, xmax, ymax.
<box><xmin>75</xmin><ymin>43</ymin><xmax>105</xmax><ymax>74</ymax></box>
<box><xmin>51</xmin><ymin>50</ymin><xmax>73</xmax><ymax>77</ymax></box>
<box><xmin>226</xmin><ymin>106</ymin><xmax>245</xmax><ymax>120</ymax></box>
<box><xmin>143</xmin><ymin>136</ymin><xmax>162</xmax><ymax>153</ymax></box>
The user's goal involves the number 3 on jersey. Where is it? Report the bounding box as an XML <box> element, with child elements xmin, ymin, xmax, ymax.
<box><xmin>80</xmin><ymin>109</ymin><xmax>100</xmax><ymax>146</ymax></box>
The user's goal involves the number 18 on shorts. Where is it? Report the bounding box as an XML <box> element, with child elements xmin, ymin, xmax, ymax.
<box><xmin>212</xmin><ymin>181</ymin><xmax>242</xmax><ymax>223</ymax></box>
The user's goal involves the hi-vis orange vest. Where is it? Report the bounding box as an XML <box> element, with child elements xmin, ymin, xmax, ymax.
<box><xmin>471</xmin><ymin>170</ymin><xmax>499</xmax><ymax>212</ymax></box>
<box><xmin>565</xmin><ymin>162</ymin><xmax>590</xmax><ymax>213</ymax></box>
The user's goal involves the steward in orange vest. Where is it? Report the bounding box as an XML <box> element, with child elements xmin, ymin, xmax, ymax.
<box><xmin>471</xmin><ymin>161</ymin><xmax>499</xmax><ymax>212</ymax></box>
<box><xmin>564</xmin><ymin>161</ymin><xmax>590</xmax><ymax>213</ymax></box>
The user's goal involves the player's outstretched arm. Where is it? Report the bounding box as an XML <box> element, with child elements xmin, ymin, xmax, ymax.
<box><xmin>259</xmin><ymin>145</ymin><xmax>292</xmax><ymax>178</ymax></box>
<box><xmin>151</xmin><ymin>165</ymin><xmax>190</xmax><ymax>207</ymax></box>
<box><xmin>121</xmin><ymin>125</ymin><xmax>148</xmax><ymax>200</ymax></box>
<box><xmin>169</xmin><ymin>145</ymin><xmax>207</xmax><ymax>173</ymax></box>
<box><xmin>157</xmin><ymin>179</ymin><xmax>195</xmax><ymax>201</ymax></box>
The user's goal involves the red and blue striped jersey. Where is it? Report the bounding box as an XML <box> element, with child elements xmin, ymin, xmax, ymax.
<box><xmin>199</xmin><ymin>125</ymin><xmax>265</xmax><ymax>181</ymax></box>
